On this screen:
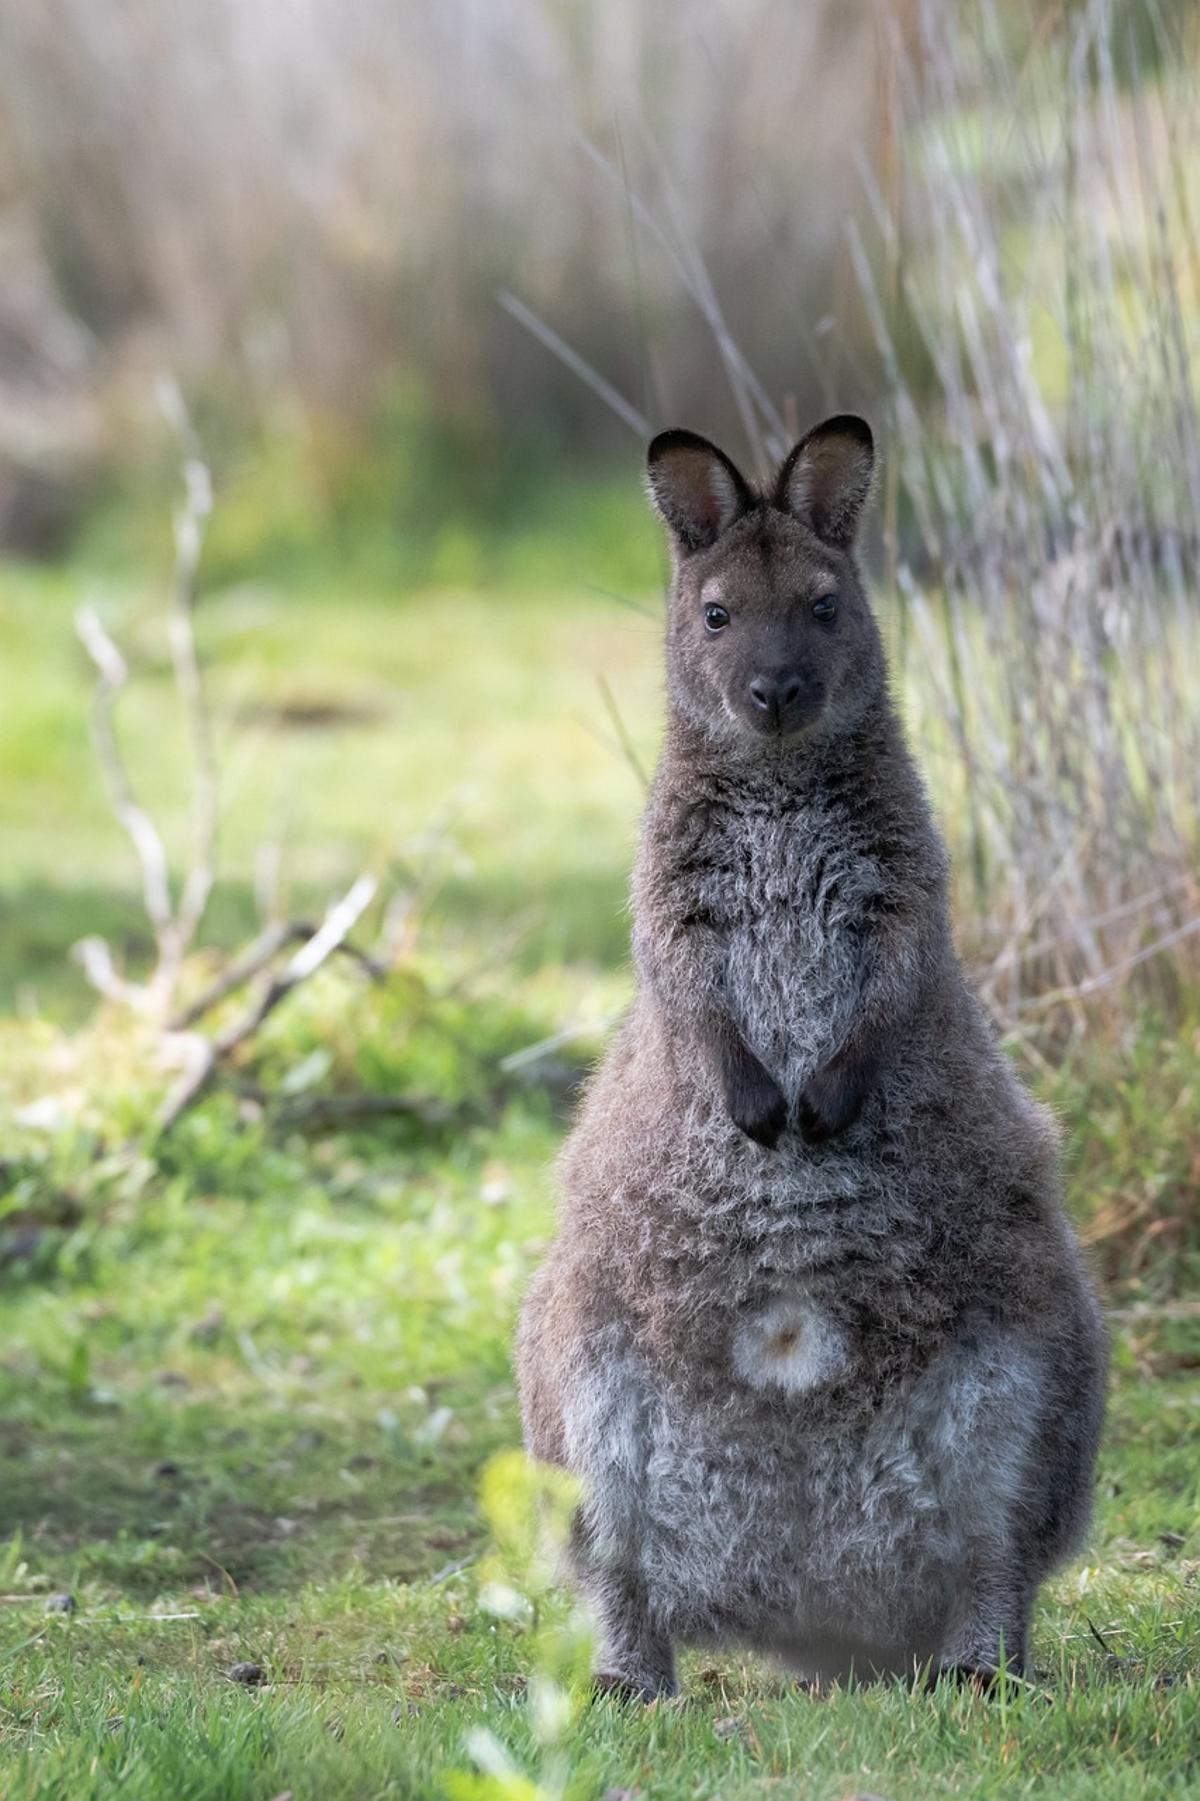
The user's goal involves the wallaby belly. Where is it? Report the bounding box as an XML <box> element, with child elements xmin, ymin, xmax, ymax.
<box><xmin>566</xmin><ymin>1309</ymin><xmax>1043</xmax><ymax>1678</ymax></box>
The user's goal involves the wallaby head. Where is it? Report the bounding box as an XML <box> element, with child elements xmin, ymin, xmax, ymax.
<box><xmin>646</xmin><ymin>415</ymin><xmax>884</xmax><ymax>751</ymax></box>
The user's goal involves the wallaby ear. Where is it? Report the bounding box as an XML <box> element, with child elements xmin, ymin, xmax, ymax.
<box><xmin>646</xmin><ymin>429</ymin><xmax>753</xmax><ymax>554</ymax></box>
<box><xmin>774</xmin><ymin>415</ymin><xmax>875</xmax><ymax>549</ymax></box>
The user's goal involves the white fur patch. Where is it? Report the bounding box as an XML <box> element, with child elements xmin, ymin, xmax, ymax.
<box><xmin>561</xmin><ymin>1332</ymin><xmax>651</xmax><ymax>1545</ymax></box>
<box><xmin>732</xmin><ymin>1297</ymin><xmax>849</xmax><ymax>1395</ymax></box>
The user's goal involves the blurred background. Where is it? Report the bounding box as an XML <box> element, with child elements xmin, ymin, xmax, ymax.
<box><xmin>3</xmin><ymin>0</ymin><xmax>1199</xmax><ymax>1004</ymax></box>
<box><xmin>1</xmin><ymin>2</ymin><xmax>1199</xmax><ymax>1789</ymax></box>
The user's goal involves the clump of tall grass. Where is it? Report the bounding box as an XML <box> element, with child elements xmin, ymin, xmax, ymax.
<box><xmin>520</xmin><ymin>0</ymin><xmax>1200</xmax><ymax>1039</ymax></box>
<box><xmin>861</xmin><ymin>0</ymin><xmax>1200</xmax><ymax>1032</ymax></box>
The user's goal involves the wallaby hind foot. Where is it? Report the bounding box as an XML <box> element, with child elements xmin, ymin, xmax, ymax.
<box><xmin>586</xmin><ymin>1567</ymin><xmax>676</xmax><ymax>1703</ymax></box>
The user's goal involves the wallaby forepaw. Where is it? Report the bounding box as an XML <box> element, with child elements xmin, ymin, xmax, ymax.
<box><xmin>720</xmin><ymin>1051</ymin><xmax>785</xmax><ymax>1145</ymax></box>
<box><xmin>797</xmin><ymin>1054</ymin><xmax>874</xmax><ymax>1144</ymax></box>
<box><xmin>729</xmin><ymin>1074</ymin><xmax>787</xmax><ymax>1148</ymax></box>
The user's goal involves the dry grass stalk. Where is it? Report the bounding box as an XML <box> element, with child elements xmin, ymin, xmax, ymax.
<box><xmin>865</xmin><ymin>0</ymin><xmax>1200</xmax><ymax>1032</ymax></box>
<box><xmin>507</xmin><ymin>0</ymin><xmax>1200</xmax><ymax>1037</ymax></box>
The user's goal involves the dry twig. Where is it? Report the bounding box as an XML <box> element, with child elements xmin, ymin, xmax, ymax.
<box><xmin>170</xmin><ymin>921</ymin><xmax>385</xmax><ymax>1031</ymax></box>
<box><xmin>73</xmin><ymin>381</ymin><xmax>217</xmax><ymax>1018</ymax></box>
<box><xmin>157</xmin><ymin>874</ymin><xmax>379</xmax><ymax>1134</ymax></box>
<box><xmin>74</xmin><ymin>604</ymin><xmax>173</xmax><ymax>983</ymax></box>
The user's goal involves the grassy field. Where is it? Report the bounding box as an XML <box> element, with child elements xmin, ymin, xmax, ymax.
<box><xmin>1</xmin><ymin>552</ymin><xmax>1198</xmax><ymax>1798</ymax></box>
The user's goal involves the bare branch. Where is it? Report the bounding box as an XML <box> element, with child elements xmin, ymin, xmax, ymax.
<box><xmin>170</xmin><ymin>919</ymin><xmax>386</xmax><ymax>1031</ymax></box>
<box><xmin>569</xmin><ymin>123</ymin><xmax>787</xmax><ymax>463</ymax></box>
<box><xmin>160</xmin><ymin>377</ymin><xmax>218</xmax><ymax>961</ymax></box>
<box><xmin>1015</xmin><ymin>913</ymin><xmax>1200</xmax><ymax>1015</ymax></box>
<box><xmin>500</xmin><ymin>1011</ymin><xmax>620</xmax><ymax>1073</ymax></box>
<box><xmin>75</xmin><ymin>603</ymin><xmax>173</xmax><ymax>933</ymax></box>
<box><xmin>71</xmin><ymin>936</ymin><xmax>148</xmax><ymax>1010</ymax></box>
<box><xmin>272</xmin><ymin>1092</ymin><xmax>455</xmax><ymax>1131</ymax></box>
<box><xmin>1107</xmin><ymin>1301</ymin><xmax>1200</xmax><ymax>1324</ymax></box>
<box><xmin>75</xmin><ymin>386</ymin><xmax>218</xmax><ymax>1023</ymax></box>
<box><xmin>283</xmin><ymin>874</ymin><xmax>378</xmax><ymax>983</ymax></box>
<box><xmin>156</xmin><ymin>874</ymin><xmax>379</xmax><ymax>1133</ymax></box>
<box><xmin>167</xmin><ymin>921</ymin><xmax>297</xmax><ymax>1029</ymax></box>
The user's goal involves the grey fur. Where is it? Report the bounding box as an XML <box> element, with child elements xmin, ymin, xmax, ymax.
<box><xmin>517</xmin><ymin>418</ymin><xmax>1106</xmax><ymax>1695</ymax></box>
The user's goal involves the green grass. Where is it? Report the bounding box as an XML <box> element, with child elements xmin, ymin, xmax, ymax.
<box><xmin>1</xmin><ymin>549</ymin><xmax>1199</xmax><ymax>1797</ymax></box>
<box><xmin>0</xmin><ymin>1037</ymin><xmax>1197</xmax><ymax>1800</ymax></box>
<box><xmin>0</xmin><ymin>558</ymin><xmax>661</xmax><ymax>1018</ymax></box>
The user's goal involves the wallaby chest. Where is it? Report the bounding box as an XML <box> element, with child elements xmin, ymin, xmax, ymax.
<box><xmin>694</xmin><ymin>794</ymin><xmax>884</xmax><ymax>1091</ymax></box>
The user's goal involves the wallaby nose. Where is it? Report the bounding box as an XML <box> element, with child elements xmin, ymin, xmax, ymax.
<box><xmin>748</xmin><ymin>673</ymin><xmax>803</xmax><ymax>725</ymax></box>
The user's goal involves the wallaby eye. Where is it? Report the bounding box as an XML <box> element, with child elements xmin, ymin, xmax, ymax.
<box><xmin>704</xmin><ymin>604</ymin><xmax>730</xmax><ymax>634</ymax></box>
<box><xmin>812</xmin><ymin>593</ymin><xmax>838</xmax><ymax>623</ymax></box>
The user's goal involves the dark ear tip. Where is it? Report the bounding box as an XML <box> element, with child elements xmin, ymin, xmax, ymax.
<box><xmin>646</xmin><ymin>427</ymin><xmax>717</xmax><ymax>468</ymax></box>
<box><xmin>812</xmin><ymin>413</ymin><xmax>874</xmax><ymax>452</ymax></box>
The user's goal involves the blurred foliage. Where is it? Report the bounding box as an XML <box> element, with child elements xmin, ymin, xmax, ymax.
<box><xmin>0</xmin><ymin>0</ymin><xmax>889</xmax><ymax>551</ymax></box>
<box><xmin>76</xmin><ymin>376</ymin><xmax>661</xmax><ymax>595</ymax></box>
<box><xmin>0</xmin><ymin>562</ymin><xmax>654</xmax><ymax>1020</ymax></box>
<box><xmin>1047</xmin><ymin>1006</ymin><xmax>1200</xmax><ymax>1298</ymax></box>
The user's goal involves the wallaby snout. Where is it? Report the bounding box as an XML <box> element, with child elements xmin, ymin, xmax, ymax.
<box><xmin>748</xmin><ymin>669</ymin><xmax>803</xmax><ymax>719</ymax></box>
<box><xmin>747</xmin><ymin>662</ymin><xmax>824</xmax><ymax>736</ymax></box>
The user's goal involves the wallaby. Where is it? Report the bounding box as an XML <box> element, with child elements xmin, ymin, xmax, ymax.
<box><xmin>517</xmin><ymin>416</ymin><xmax>1106</xmax><ymax>1695</ymax></box>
